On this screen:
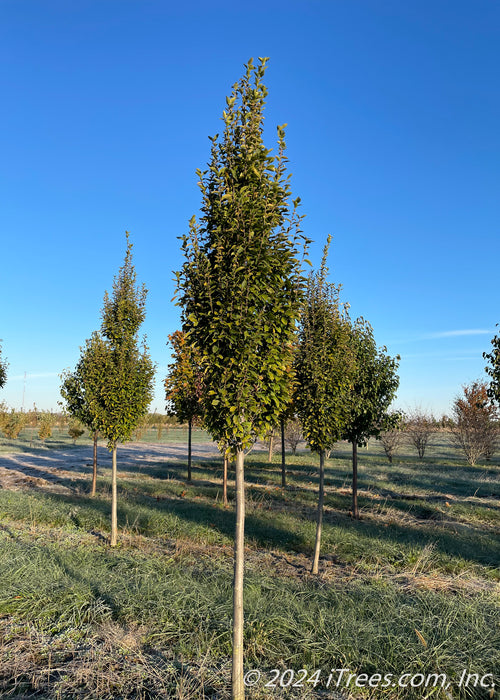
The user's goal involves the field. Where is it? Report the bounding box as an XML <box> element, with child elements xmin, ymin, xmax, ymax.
<box><xmin>0</xmin><ymin>429</ymin><xmax>498</xmax><ymax>699</ymax></box>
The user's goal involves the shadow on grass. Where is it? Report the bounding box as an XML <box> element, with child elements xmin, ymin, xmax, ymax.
<box><xmin>21</xmin><ymin>487</ymin><xmax>309</xmax><ymax>555</ymax></box>
<box><xmin>1</xmin><ymin>443</ymin><xmax>498</xmax><ymax>570</ymax></box>
<box><xmin>21</xmin><ymin>479</ymin><xmax>499</xmax><ymax>570</ymax></box>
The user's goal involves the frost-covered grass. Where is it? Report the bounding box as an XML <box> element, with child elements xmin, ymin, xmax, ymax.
<box><xmin>0</xmin><ymin>436</ymin><xmax>498</xmax><ymax>698</ymax></box>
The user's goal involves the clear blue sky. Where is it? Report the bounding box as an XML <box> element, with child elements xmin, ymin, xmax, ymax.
<box><xmin>1</xmin><ymin>0</ymin><xmax>498</xmax><ymax>417</ymax></box>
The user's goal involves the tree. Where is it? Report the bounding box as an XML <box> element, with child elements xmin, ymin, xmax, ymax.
<box><xmin>38</xmin><ymin>411</ymin><xmax>55</xmax><ymax>442</ymax></box>
<box><xmin>451</xmin><ymin>381</ymin><xmax>499</xmax><ymax>465</ymax></box>
<box><xmin>94</xmin><ymin>233</ymin><xmax>155</xmax><ymax>546</ymax></box>
<box><xmin>176</xmin><ymin>58</ymin><xmax>306</xmax><ymax>700</ymax></box>
<box><xmin>284</xmin><ymin>416</ymin><xmax>303</xmax><ymax>456</ymax></box>
<box><xmin>60</xmin><ymin>332</ymin><xmax>110</xmax><ymax>496</ymax></box>
<box><xmin>379</xmin><ymin>411</ymin><xmax>405</xmax><ymax>464</ymax></box>
<box><xmin>406</xmin><ymin>408</ymin><xmax>435</xmax><ymax>458</ymax></box>
<box><xmin>68</xmin><ymin>418</ymin><xmax>85</xmax><ymax>444</ymax></box>
<box><xmin>164</xmin><ymin>329</ymin><xmax>204</xmax><ymax>481</ymax></box>
<box><xmin>484</xmin><ymin>325</ymin><xmax>500</xmax><ymax>406</ymax></box>
<box><xmin>0</xmin><ymin>343</ymin><xmax>7</xmax><ymax>390</ymax></box>
<box><xmin>278</xmin><ymin>391</ymin><xmax>298</xmax><ymax>487</ymax></box>
<box><xmin>342</xmin><ymin>319</ymin><xmax>400</xmax><ymax>519</ymax></box>
<box><xmin>294</xmin><ymin>238</ymin><xmax>354</xmax><ymax>574</ymax></box>
<box><xmin>1</xmin><ymin>410</ymin><xmax>26</xmax><ymax>439</ymax></box>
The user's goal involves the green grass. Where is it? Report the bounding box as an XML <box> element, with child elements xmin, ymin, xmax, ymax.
<box><xmin>0</xmin><ymin>434</ymin><xmax>498</xmax><ymax>698</ymax></box>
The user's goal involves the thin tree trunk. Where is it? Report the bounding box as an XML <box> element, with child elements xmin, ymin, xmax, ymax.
<box><xmin>187</xmin><ymin>418</ymin><xmax>192</xmax><ymax>482</ymax></box>
<box><xmin>232</xmin><ymin>449</ymin><xmax>245</xmax><ymax>699</ymax></box>
<box><xmin>311</xmin><ymin>449</ymin><xmax>325</xmax><ymax>575</ymax></box>
<box><xmin>110</xmin><ymin>444</ymin><xmax>118</xmax><ymax>547</ymax></box>
<box><xmin>267</xmin><ymin>431</ymin><xmax>274</xmax><ymax>463</ymax></box>
<box><xmin>352</xmin><ymin>440</ymin><xmax>359</xmax><ymax>519</ymax></box>
<box><xmin>223</xmin><ymin>454</ymin><xmax>228</xmax><ymax>507</ymax></box>
<box><xmin>280</xmin><ymin>417</ymin><xmax>286</xmax><ymax>488</ymax></box>
<box><xmin>91</xmin><ymin>431</ymin><xmax>98</xmax><ymax>497</ymax></box>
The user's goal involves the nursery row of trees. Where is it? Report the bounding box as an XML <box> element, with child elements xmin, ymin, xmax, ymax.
<box><xmin>374</xmin><ymin>394</ymin><xmax>499</xmax><ymax>467</ymax></box>
<box><xmin>0</xmin><ymin>407</ymin><xmax>187</xmax><ymax>443</ymax></box>
<box><xmin>0</xmin><ymin>405</ymin><xmax>71</xmax><ymax>442</ymax></box>
<box><xmin>54</xmin><ymin>59</ymin><xmax>400</xmax><ymax>698</ymax></box>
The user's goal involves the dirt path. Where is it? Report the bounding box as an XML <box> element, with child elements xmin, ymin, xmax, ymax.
<box><xmin>0</xmin><ymin>441</ymin><xmax>220</xmax><ymax>493</ymax></box>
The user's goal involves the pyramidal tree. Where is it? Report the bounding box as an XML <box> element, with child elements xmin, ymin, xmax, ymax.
<box><xmin>176</xmin><ymin>58</ymin><xmax>307</xmax><ymax>700</ymax></box>
<box><xmin>342</xmin><ymin>318</ymin><xmax>400</xmax><ymax>519</ymax></box>
<box><xmin>294</xmin><ymin>238</ymin><xmax>355</xmax><ymax>574</ymax></box>
<box><xmin>164</xmin><ymin>329</ymin><xmax>204</xmax><ymax>481</ymax></box>
<box><xmin>97</xmin><ymin>233</ymin><xmax>155</xmax><ymax>546</ymax></box>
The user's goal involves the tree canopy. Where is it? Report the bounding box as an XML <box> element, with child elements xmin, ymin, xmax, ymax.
<box><xmin>451</xmin><ymin>380</ymin><xmax>499</xmax><ymax>465</ymax></box>
<box><xmin>164</xmin><ymin>330</ymin><xmax>203</xmax><ymax>424</ymax></box>
<box><xmin>0</xmin><ymin>343</ymin><xmax>7</xmax><ymax>390</ymax></box>
<box><xmin>294</xmin><ymin>237</ymin><xmax>354</xmax><ymax>453</ymax></box>
<box><xmin>96</xmin><ymin>234</ymin><xmax>156</xmax><ymax>448</ymax></box>
<box><xmin>484</xmin><ymin>325</ymin><xmax>500</xmax><ymax>406</ymax></box>
<box><xmin>342</xmin><ymin>318</ymin><xmax>400</xmax><ymax>447</ymax></box>
<box><xmin>60</xmin><ymin>331</ymin><xmax>110</xmax><ymax>435</ymax></box>
<box><xmin>176</xmin><ymin>57</ymin><xmax>307</xmax><ymax>453</ymax></box>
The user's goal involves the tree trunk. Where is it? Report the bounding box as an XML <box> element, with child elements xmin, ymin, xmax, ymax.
<box><xmin>280</xmin><ymin>417</ymin><xmax>286</xmax><ymax>488</ymax></box>
<box><xmin>311</xmin><ymin>449</ymin><xmax>325</xmax><ymax>575</ymax></box>
<box><xmin>232</xmin><ymin>449</ymin><xmax>245</xmax><ymax>699</ymax></box>
<box><xmin>267</xmin><ymin>431</ymin><xmax>274</xmax><ymax>462</ymax></box>
<box><xmin>187</xmin><ymin>418</ymin><xmax>192</xmax><ymax>482</ymax></box>
<box><xmin>223</xmin><ymin>454</ymin><xmax>228</xmax><ymax>506</ymax></box>
<box><xmin>352</xmin><ymin>440</ymin><xmax>359</xmax><ymax>520</ymax></box>
<box><xmin>91</xmin><ymin>431</ymin><xmax>98</xmax><ymax>497</ymax></box>
<box><xmin>110</xmin><ymin>444</ymin><xmax>118</xmax><ymax>547</ymax></box>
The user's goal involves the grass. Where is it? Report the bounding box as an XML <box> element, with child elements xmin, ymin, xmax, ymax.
<box><xmin>0</xmin><ymin>432</ymin><xmax>498</xmax><ymax>698</ymax></box>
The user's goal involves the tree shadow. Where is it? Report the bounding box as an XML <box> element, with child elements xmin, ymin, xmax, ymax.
<box><xmin>29</xmin><ymin>479</ymin><xmax>499</xmax><ymax>570</ymax></box>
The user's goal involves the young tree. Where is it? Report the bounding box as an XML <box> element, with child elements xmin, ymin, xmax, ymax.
<box><xmin>484</xmin><ymin>325</ymin><xmax>500</xmax><ymax>406</ymax></box>
<box><xmin>342</xmin><ymin>319</ymin><xmax>400</xmax><ymax>518</ymax></box>
<box><xmin>95</xmin><ymin>234</ymin><xmax>155</xmax><ymax>546</ymax></box>
<box><xmin>60</xmin><ymin>331</ymin><xmax>110</xmax><ymax>496</ymax></box>
<box><xmin>294</xmin><ymin>238</ymin><xmax>354</xmax><ymax>574</ymax></box>
<box><xmin>38</xmin><ymin>411</ymin><xmax>55</xmax><ymax>442</ymax></box>
<box><xmin>276</xmin><ymin>363</ymin><xmax>298</xmax><ymax>487</ymax></box>
<box><xmin>406</xmin><ymin>408</ymin><xmax>435</xmax><ymax>458</ymax></box>
<box><xmin>1</xmin><ymin>410</ymin><xmax>26</xmax><ymax>439</ymax></box>
<box><xmin>284</xmin><ymin>416</ymin><xmax>303</xmax><ymax>456</ymax></box>
<box><xmin>176</xmin><ymin>58</ymin><xmax>306</xmax><ymax>700</ymax></box>
<box><xmin>68</xmin><ymin>418</ymin><xmax>85</xmax><ymax>444</ymax></box>
<box><xmin>451</xmin><ymin>381</ymin><xmax>499</xmax><ymax>465</ymax></box>
<box><xmin>379</xmin><ymin>411</ymin><xmax>405</xmax><ymax>464</ymax></box>
<box><xmin>0</xmin><ymin>343</ymin><xmax>7</xmax><ymax>390</ymax></box>
<box><xmin>265</xmin><ymin>426</ymin><xmax>277</xmax><ymax>463</ymax></box>
<box><xmin>164</xmin><ymin>329</ymin><xmax>204</xmax><ymax>481</ymax></box>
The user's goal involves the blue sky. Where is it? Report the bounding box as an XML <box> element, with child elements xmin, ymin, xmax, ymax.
<box><xmin>1</xmin><ymin>0</ymin><xmax>498</xmax><ymax>417</ymax></box>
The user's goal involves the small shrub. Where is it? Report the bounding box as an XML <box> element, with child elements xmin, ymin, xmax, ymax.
<box><xmin>38</xmin><ymin>413</ymin><xmax>55</xmax><ymax>442</ymax></box>
<box><xmin>68</xmin><ymin>420</ymin><xmax>85</xmax><ymax>444</ymax></box>
<box><xmin>405</xmin><ymin>408</ymin><xmax>436</xmax><ymax>459</ymax></box>
<box><xmin>1</xmin><ymin>411</ymin><xmax>26</xmax><ymax>439</ymax></box>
